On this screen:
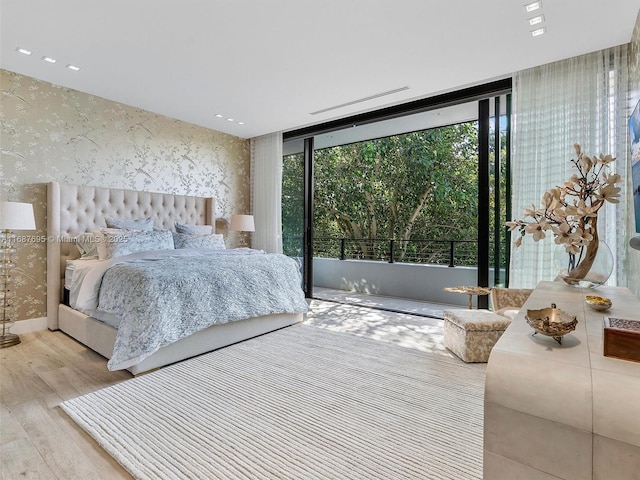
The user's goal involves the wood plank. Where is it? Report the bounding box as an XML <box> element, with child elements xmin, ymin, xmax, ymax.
<box><xmin>32</xmin><ymin>329</ymin><xmax>109</xmax><ymax>365</ymax></box>
<box><xmin>33</xmin><ymin>331</ymin><xmax>131</xmax><ymax>385</ymax></box>
<box><xmin>38</xmin><ymin>366</ymin><xmax>107</xmax><ymax>401</ymax></box>
<box><xmin>0</xmin><ymin>437</ymin><xmax>57</xmax><ymax>480</ymax></box>
<box><xmin>0</xmin><ymin>330</ymin><xmax>133</xmax><ymax>479</ymax></box>
<box><xmin>0</xmin><ymin>403</ymin><xmax>28</xmax><ymax>446</ymax></box>
<box><xmin>50</xmin><ymin>403</ymin><xmax>132</xmax><ymax>479</ymax></box>
<box><xmin>0</xmin><ymin>343</ymin><xmax>54</xmax><ymax>406</ymax></box>
<box><xmin>10</xmin><ymin>398</ymin><xmax>131</xmax><ymax>479</ymax></box>
<box><xmin>5</xmin><ymin>331</ymin><xmax>67</xmax><ymax>374</ymax></box>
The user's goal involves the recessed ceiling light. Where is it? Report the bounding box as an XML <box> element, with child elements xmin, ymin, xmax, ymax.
<box><xmin>16</xmin><ymin>47</ymin><xmax>32</xmax><ymax>55</ymax></box>
<box><xmin>531</xmin><ymin>27</ymin><xmax>546</xmax><ymax>37</ymax></box>
<box><xmin>42</xmin><ymin>56</ymin><xmax>57</xmax><ymax>64</ymax></box>
<box><xmin>529</xmin><ymin>15</ymin><xmax>544</xmax><ymax>25</ymax></box>
<box><xmin>215</xmin><ymin>114</ymin><xmax>244</xmax><ymax>124</ymax></box>
<box><xmin>525</xmin><ymin>1</ymin><xmax>541</xmax><ymax>13</ymax></box>
<box><xmin>66</xmin><ymin>64</ymin><xmax>81</xmax><ymax>71</ymax></box>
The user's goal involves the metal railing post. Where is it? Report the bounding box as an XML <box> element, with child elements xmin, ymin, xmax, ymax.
<box><xmin>449</xmin><ymin>241</ymin><xmax>455</xmax><ymax>267</ymax></box>
<box><xmin>340</xmin><ymin>238</ymin><xmax>346</xmax><ymax>260</ymax></box>
<box><xmin>389</xmin><ymin>239</ymin><xmax>395</xmax><ymax>263</ymax></box>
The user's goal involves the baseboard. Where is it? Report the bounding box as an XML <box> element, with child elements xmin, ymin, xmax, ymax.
<box><xmin>11</xmin><ymin>317</ymin><xmax>48</xmax><ymax>334</ymax></box>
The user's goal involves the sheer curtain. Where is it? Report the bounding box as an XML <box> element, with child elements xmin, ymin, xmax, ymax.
<box><xmin>510</xmin><ymin>45</ymin><xmax>629</xmax><ymax>288</ymax></box>
<box><xmin>250</xmin><ymin>132</ymin><xmax>283</xmax><ymax>253</ymax></box>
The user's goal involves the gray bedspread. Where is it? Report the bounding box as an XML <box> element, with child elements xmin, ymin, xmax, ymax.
<box><xmin>98</xmin><ymin>252</ymin><xmax>308</xmax><ymax>370</ymax></box>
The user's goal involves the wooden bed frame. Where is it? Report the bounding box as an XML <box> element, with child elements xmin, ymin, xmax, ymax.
<box><xmin>46</xmin><ymin>181</ymin><xmax>302</xmax><ymax>375</ymax></box>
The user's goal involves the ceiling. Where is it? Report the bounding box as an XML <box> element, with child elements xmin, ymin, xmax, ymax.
<box><xmin>1</xmin><ymin>1</ymin><xmax>638</xmax><ymax>140</ymax></box>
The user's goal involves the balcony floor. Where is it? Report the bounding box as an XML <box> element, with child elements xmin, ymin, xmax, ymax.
<box><xmin>313</xmin><ymin>287</ymin><xmax>465</xmax><ymax>319</ymax></box>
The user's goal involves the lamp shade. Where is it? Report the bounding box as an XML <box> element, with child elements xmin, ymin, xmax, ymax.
<box><xmin>230</xmin><ymin>214</ymin><xmax>255</xmax><ymax>232</ymax></box>
<box><xmin>0</xmin><ymin>202</ymin><xmax>36</xmax><ymax>230</ymax></box>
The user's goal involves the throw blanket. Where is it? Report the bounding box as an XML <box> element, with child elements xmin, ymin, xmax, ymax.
<box><xmin>78</xmin><ymin>250</ymin><xmax>308</xmax><ymax>370</ymax></box>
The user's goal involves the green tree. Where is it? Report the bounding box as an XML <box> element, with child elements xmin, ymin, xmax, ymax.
<box><xmin>282</xmin><ymin>152</ymin><xmax>304</xmax><ymax>257</ymax></box>
<box><xmin>312</xmin><ymin>122</ymin><xmax>479</xmax><ymax>262</ymax></box>
<box><xmin>280</xmin><ymin>119</ymin><xmax>510</xmax><ymax>268</ymax></box>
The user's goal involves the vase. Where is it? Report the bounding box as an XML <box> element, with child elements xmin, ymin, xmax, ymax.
<box><xmin>554</xmin><ymin>240</ymin><xmax>613</xmax><ymax>288</ymax></box>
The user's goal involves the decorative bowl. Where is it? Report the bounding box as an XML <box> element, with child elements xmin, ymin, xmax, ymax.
<box><xmin>525</xmin><ymin>303</ymin><xmax>578</xmax><ymax>344</ymax></box>
<box><xmin>585</xmin><ymin>295</ymin><xmax>612</xmax><ymax>311</ymax></box>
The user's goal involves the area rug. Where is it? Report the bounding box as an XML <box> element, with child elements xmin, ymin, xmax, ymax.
<box><xmin>61</xmin><ymin>323</ymin><xmax>485</xmax><ymax>480</ymax></box>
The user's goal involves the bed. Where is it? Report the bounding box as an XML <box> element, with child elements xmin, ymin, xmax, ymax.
<box><xmin>46</xmin><ymin>181</ymin><xmax>306</xmax><ymax>375</ymax></box>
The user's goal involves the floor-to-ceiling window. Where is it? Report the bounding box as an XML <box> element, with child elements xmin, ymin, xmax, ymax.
<box><xmin>283</xmin><ymin>80</ymin><xmax>511</xmax><ymax>304</ymax></box>
<box><xmin>282</xmin><ymin>147</ymin><xmax>304</xmax><ymax>259</ymax></box>
<box><xmin>489</xmin><ymin>96</ymin><xmax>512</xmax><ymax>288</ymax></box>
<box><xmin>312</xmin><ymin>117</ymin><xmax>480</xmax><ymax>267</ymax></box>
<box><xmin>282</xmin><ymin>139</ymin><xmax>309</xmax><ymax>292</ymax></box>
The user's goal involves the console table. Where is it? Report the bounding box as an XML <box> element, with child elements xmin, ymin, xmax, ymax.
<box><xmin>484</xmin><ymin>281</ymin><xmax>640</xmax><ymax>480</ymax></box>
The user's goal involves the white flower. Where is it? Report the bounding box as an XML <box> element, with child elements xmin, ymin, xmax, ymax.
<box><xmin>596</xmin><ymin>153</ymin><xmax>616</xmax><ymax>165</ymax></box>
<box><xmin>524</xmin><ymin>221</ymin><xmax>547</xmax><ymax>242</ymax></box>
<box><xmin>505</xmin><ymin>220</ymin><xmax>521</xmax><ymax>232</ymax></box>
<box><xmin>605</xmin><ymin>172</ymin><xmax>621</xmax><ymax>184</ymax></box>
<box><xmin>507</xmin><ymin>144</ymin><xmax>622</xmax><ymax>249</ymax></box>
<box><xmin>565</xmin><ymin>200</ymin><xmax>598</xmax><ymax>218</ymax></box>
<box><xmin>551</xmin><ymin>222</ymin><xmax>573</xmax><ymax>245</ymax></box>
<box><xmin>578</xmin><ymin>154</ymin><xmax>593</xmax><ymax>174</ymax></box>
<box><xmin>523</xmin><ymin>204</ymin><xmax>538</xmax><ymax>217</ymax></box>
<box><xmin>564</xmin><ymin>241</ymin><xmax>582</xmax><ymax>255</ymax></box>
<box><xmin>575</xmin><ymin>227</ymin><xmax>593</xmax><ymax>245</ymax></box>
<box><xmin>598</xmin><ymin>183</ymin><xmax>621</xmax><ymax>204</ymax></box>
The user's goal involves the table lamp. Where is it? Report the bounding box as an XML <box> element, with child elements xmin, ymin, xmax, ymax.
<box><xmin>0</xmin><ymin>201</ymin><xmax>36</xmax><ymax>348</ymax></box>
<box><xmin>230</xmin><ymin>214</ymin><xmax>255</xmax><ymax>248</ymax></box>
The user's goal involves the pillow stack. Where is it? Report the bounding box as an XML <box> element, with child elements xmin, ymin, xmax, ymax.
<box><xmin>97</xmin><ymin>216</ymin><xmax>173</xmax><ymax>259</ymax></box>
<box><xmin>173</xmin><ymin>221</ymin><xmax>226</xmax><ymax>250</ymax></box>
<box><xmin>74</xmin><ymin>217</ymin><xmax>225</xmax><ymax>260</ymax></box>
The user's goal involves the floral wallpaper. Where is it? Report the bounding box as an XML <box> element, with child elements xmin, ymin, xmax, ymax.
<box><xmin>0</xmin><ymin>69</ymin><xmax>250</xmax><ymax>322</ymax></box>
<box><xmin>627</xmin><ymin>10</ymin><xmax>640</xmax><ymax>299</ymax></box>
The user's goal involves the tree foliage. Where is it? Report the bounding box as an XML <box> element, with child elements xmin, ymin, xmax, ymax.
<box><xmin>282</xmin><ymin>119</ymin><xmax>509</xmax><ymax>268</ymax></box>
<box><xmin>310</xmin><ymin>123</ymin><xmax>479</xmax><ymax>259</ymax></box>
<box><xmin>282</xmin><ymin>153</ymin><xmax>305</xmax><ymax>256</ymax></box>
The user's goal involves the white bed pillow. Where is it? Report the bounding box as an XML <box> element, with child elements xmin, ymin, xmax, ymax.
<box><xmin>75</xmin><ymin>233</ymin><xmax>100</xmax><ymax>258</ymax></box>
<box><xmin>65</xmin><ymin>258</ymin><xmax>102</xmax><ymax>289</ymax></box>
<box><xmin>105</xmin><ymin>216</ymin><xmax>154</xmax><ymax>231</ymax></box>
<box><xmin>65</xmin><ymin>257</ymin><xmax>103</xmax><ymax>308</ymax></box>
<box><xmin>172</xmin><ymin>232</ymin><xmax>226</xmax><ymax>250</ymax></box>
<box><xmin>174</xmin><ymin>221</ymin><xmax>213</xmax><ymax>235</ymax></box>
<box><xmin>97</xmin><ymin>229</ymin><xmax>174</xmax><ymax>260</ymax></box>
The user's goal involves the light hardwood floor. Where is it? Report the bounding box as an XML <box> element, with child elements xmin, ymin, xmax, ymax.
<box><xmin>0</xmin><ymin>330</ymin><xmax>133</xmax><ymax>479</ymax></box>
<box><xmin>0</xmin><ymin>297</ymin><xmax>446</xmax><ymax>479</ymax></box>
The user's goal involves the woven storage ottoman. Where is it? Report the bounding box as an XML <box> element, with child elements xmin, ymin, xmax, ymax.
<box><xmin>443</xmin><ymin>310</ymin><xmax>511</xmax><ymax>363</ymax></box>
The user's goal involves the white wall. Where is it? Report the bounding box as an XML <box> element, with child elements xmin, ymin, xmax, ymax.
<box><xmin>313</xmin><ymin>258</ymin><xmax>484</xmax><ymax>307</ymax></box>
<box><xmin>0</xmin><ymin>69</ymin><xmax>250</xmax><ymax>322</ymax></box>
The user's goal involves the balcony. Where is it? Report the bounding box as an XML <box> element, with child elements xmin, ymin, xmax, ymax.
<box><xmin>286</xmin><ymin>236</ymin><xmax>501</xmax><ymax>309</ymax></box>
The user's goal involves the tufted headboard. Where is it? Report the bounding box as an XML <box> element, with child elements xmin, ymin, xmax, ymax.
<box><xmin>46</xmin><ymin>181</ymin><xmax>215</xmax><ymax>330</ymax></box>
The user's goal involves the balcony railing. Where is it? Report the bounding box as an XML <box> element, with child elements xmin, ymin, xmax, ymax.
<box><xmin>283</xmin><ymin>236</ymin><xmax>478</xmax><ymax>267</ymax></box>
